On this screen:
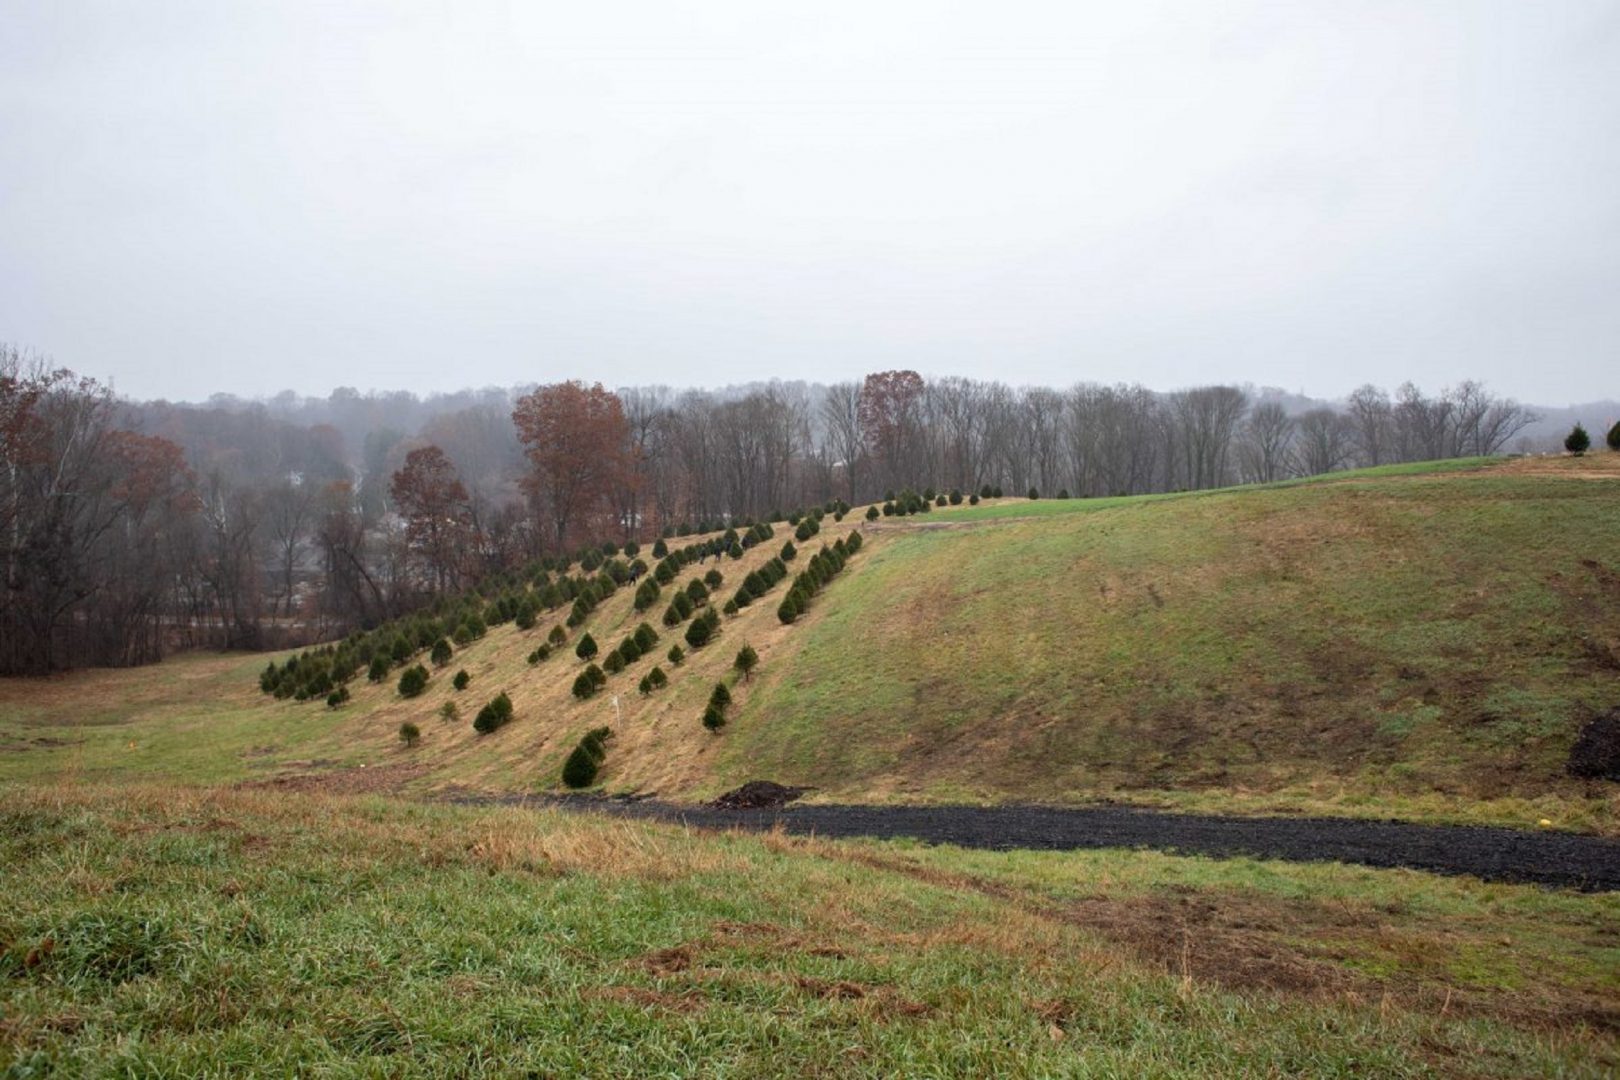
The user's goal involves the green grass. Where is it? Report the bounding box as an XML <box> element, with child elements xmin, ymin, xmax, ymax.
<box><xmin>934</xmin><ymin>457</ymin><xmax>1506</xmax><ymax>523</ymax></box>
<box><xmin>0</xmin><ymin>652</ymin><xmax>364</xmax><ymax>787</ymax></box>
<box><xmin>727</xmin><ymin>460</ymin><xmax>1620</xmax><ymax>830</ymax></box>
<box><xmin>1</xmin><ymin>782</ymin><xmax>1615</xmax><ymax>1076</ymax></box>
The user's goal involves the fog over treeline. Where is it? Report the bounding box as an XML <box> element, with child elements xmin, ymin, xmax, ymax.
<box><xmin>3</xmin><ymin>343</ymin><xmax>1614</xmax><ymax>675</ymax></box>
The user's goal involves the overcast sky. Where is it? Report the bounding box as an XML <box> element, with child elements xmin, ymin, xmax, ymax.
<box><xmin>3</xmin><ymin>2</ymin><xmax>1617</xmax><ymax>405</ymax></box>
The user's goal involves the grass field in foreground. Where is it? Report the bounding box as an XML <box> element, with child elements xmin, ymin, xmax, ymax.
<box><xmin>1</xmin><ymin>783</ymin><xmax>1616</xmax><ymax>1077</ymax></box>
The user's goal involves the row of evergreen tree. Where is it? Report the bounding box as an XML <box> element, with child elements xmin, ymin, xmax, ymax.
<box><xmin>724</xmin><ymin>557</ymin><xmax>790</xmax><ymax>614</ymax></box>
<box><xmin>258</xmin><ymin>533</ymin><xmax>733</xmax><ymax>701</ymax></box>
<box><xmin>779</xmin><ymin>533</ymin><xmax>864</xmax><ymax>624</ymax></box>
<box><xmin>1563</xmin><ymin>422</ymin><xmax>1620</xmax><ymax>455</ymax></box>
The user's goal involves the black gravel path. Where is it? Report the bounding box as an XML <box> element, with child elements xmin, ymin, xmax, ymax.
<box><xmin>458</xmin><ymin>795</ymin><xmax>1620</xmax><ymax>891</ymax></box>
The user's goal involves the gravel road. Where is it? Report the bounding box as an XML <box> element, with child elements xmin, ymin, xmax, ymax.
<box><xmin>453</xmin><ymin>794</ymin><xmax>1620</xmax><ymax>891</ymax></box>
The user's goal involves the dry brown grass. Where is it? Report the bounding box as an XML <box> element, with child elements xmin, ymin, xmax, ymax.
<box><xmin>460</xmin><ymin>812</ymin><xmax>752</xmax><ymax>880</ymax></box>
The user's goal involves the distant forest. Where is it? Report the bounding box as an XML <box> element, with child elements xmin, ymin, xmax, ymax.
<box><xmin>3</xmin><ymin>342</ymin><xmax>1605</xmax><ymax>675</ymax></box>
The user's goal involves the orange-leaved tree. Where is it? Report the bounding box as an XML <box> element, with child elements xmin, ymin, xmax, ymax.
<box><xmin>858</xmin><ymin>370</ymin><xmax>926</xmax><ymax>492</ymax></box>
<box><xmin>511</xmin><ymin>382</ymin><xmax>630</xmax><ymax>550</ymax></box>
<box><xmin>389</xmin><ymin>445</ymin><xmax>474</xmax><ymax>594</ymax></box>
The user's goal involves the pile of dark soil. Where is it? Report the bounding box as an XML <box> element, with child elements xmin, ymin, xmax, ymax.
<box><xmin>709</xmin><ymin>780</ymin><xmax>809</xmax><ymax>810</ymax></box>
<box><xmin>1568</xmin><ymin>707</ymin><xmax>1620</xmax><ymax>781</ymax></box>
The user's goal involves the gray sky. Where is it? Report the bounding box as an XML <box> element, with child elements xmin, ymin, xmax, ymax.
<box><xmin>3</xmin><ymin>1</ymin><xmax>1617</xmax><ymax>405</ymax></box>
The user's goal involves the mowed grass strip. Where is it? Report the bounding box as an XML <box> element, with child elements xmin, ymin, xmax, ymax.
<box><xmin>1</xmin><ymin>783</ymin><xmax>1615</xmax><ymax>1077</ymax></box>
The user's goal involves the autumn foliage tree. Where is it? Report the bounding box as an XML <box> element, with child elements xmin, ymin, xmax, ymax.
<box><xmin>511</xmin><ymin>382</ymin><xmax>631</xmax><ymax>550</ymax></box>
<box><xmin>2</xmin><ymin>351</ymin><xmax>201</xmax><ymax>674</ymax></box>
<box><xmin>858</xmin><ymin>370</ymin><xmax>926</xmax><ymax>492</ymax></box>
<box><xmin>389</xmin><ymin>445</ymin><xmax>475</xmax><ymax>595</ymax></box>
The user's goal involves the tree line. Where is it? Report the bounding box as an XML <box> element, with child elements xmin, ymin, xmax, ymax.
<box><xmin>2</xmin><ymin>342</ymin><xmax>1548</xmax><ymax>674</ymax></box>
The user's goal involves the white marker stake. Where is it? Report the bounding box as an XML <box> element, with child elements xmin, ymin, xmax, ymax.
<box><xmin>612</xmin><ymin>694</ymin><xmax>621</xmax><ymax>726</ymax></box>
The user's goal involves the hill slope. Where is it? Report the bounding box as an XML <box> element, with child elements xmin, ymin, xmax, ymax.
<box><xmin>2</xmin><ymin>454</ymin><xmax>1618</xmax><ymax>829</ymax></box>
<box><xmin>729</xmin><ymin>455</ymin><xmax>1620</xmax><ymax>814</ymax></box>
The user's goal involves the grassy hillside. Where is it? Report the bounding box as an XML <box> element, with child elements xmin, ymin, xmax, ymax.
<box><xmin>730</xmin><ymin>454</ymin><xmax>1620</xmax><ymax>825</ymax></box>
<box><xmin>2</xmin><ymin>454</ymin><xmax>1618</xmax><ymax>830</ymax></box>
<box><xmin>2</xmin><ymin>783</ymin><xmax>1615</xmax><ymax>1076</ymax></box>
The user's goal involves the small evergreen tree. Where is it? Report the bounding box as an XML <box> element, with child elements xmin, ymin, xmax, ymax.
<box><xmin>667</xmin><ymin>644</ymin><xmax>685</xmax><ymax>665</ymax></box>
<box><xmin>969</xmin><ymin>493</ymin><xmax>980</xmax><ymax>505</ymax></box>
<box><xmin>399</xmin><ymin>721</ymin><xmax>421</xmax><ymax>747</ymax></box>
<box><xmin>368</xmin><ymin>656</ymin><xmax>390</xmax><ymax>683</ymax></box>
<box><xmin>781</xmin><ymin>540</ymin><xmax>797</xmax><ymax>561</ymax></box>
<box><xmin>453</xmin><ymin>669</ymin><xmax>470</xmax><ymax>691</ymax></box>
<box><xmin>602</xmin><ymin>650</ymin><xmax>626</xmax><ymax>675</ymax></box>
<box><xmin>734</xmin><ymin>643</ymin><xmax>758</xmax><ymax>680</ymax></box>
<box><xmin>722</xmin><ymin>599</ymin><xmax>739</xmax><ymax>617</ymax></box>
<box><xmin>702</xmin><ymin>704</ymin><xmax>726</xmax><ymax>731</ymax></box>
<box><xmin>398</xmin><ymin>664</ymin><xmax>429</xmax><ymax>698</ymax></box>
<box><xmin>685</xmin><ymin>615</ymin><xmax>712</xmax><ymax>648</ymax></box>
<box><xmin>709</xmin><ymin>682</ymin><xmax>732</xmax><ymax>710</ymax></box>
<box><xmin>439</xmin><ymin>701</ymin><xmax>458</xmax><ymax>722</ymax></box>
<box><xmin>637</xmin><ymin>673</ymin><xmax>653</xmax><ymax>695</ymax></box>
<box><xmin>472</xmin><ymin>692</ymin><xmax>513</xmax><ymax>733</ymax></box>
<box><xmin>649</xmin><ymin>666</ymin><xmax>668</xmax><ymax>688</ymax></box>
<box><xmin>548</xmin><ymin>625</ymin><xmax>567</xmax><ymax>646</ymax></box>
<box><xmin>430</xmin><ymin>638</ymin><xmax>453</xmax><ymax>667</ymax></box>
<box><xmin>326</xmin><ymin>687</ymin><xmax>350</xmax><ymax>709</ymax></box>
<box><xmin>634</xmin><ymin>623</ymin><xmax>659</xmax><ymax>652</ymax></box>
<box><xmin>704</xmin><ymin>569</ymin><xmax>723</xmax><ymax>589</ymax></box>
<box><xmin>652</xmin><ymin>538</ymin><xmax>669</xmax><ymax>558</ymax></box>
<box><xmin>865</xmin><ymin>505</ymin><xmax>879</xmax><ymax>520</ymax></box>
<box><xmin>1608</xmin><ymin>420</ymin><xmax>1620</xmax><ymax>451</ymax></box>
<box><xmin>561</xmin><ymin>743</ymin><xmax>600</xmax><ymax>788</ymax></box>
<box><xmin>1567</xmin><ymin>423</ymin><xmax>1591</xmax><ymax>455</ymax></box>
<box><xmin>587</xmin><ymin>663</ymin><xmax>606</xmax><ymax>688</ymax></box>
<box><xmin>1027</xmin><ymin>487</ymin><xmax>1039</xmax><ymax>500</ymax></box>
<box><xmin>575</xmin><ymin>633</ymin><xmax>598</xmax><ymax>660</ymax></box>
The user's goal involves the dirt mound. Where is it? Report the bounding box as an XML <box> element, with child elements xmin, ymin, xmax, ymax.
<box><xmin>1568</xmin><ymin>708</ymin><xmax>1620</xmax><ymax>781</ymax></box>
<box><xmin>710</xmin><ymin>781</ymin><xmax>809</xmax><ymax>810</ymax></box>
